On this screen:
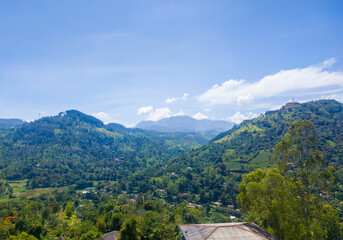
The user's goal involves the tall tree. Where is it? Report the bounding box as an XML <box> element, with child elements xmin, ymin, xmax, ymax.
<box><xmin>118</xmin><ymin>217</ymin><xmax>140</xmax><ymax>240</ymax></box>
<box><xmin>237</xmin><ymin>120</ymin><xmax>341</xmax><ymax>240</ymax></box>
<box><xmin>237</xmin><ymin>168</ymin><xmax>301</xmax><ymax>240</ymax></box>
<box><xmin>274</xmin><ymin>120</ymin><xmax>336</xmax><ymax>239</ymax></box>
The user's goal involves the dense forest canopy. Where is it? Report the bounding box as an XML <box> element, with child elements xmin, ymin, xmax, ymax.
<box><xmin>0</xmin><ymin>110</ymin><xmax>208</xmax><ymax>188</ymax></box>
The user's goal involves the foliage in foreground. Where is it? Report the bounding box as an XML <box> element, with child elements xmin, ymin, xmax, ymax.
<box><xmin>237</xmin><ymin>120</ymin><xmax>342</xmax><ymax>240</ymax></box>
<box><xmin>0</xmin><ymin>189</ymin><xmax>209</xmax><ymax>239</ymax></box>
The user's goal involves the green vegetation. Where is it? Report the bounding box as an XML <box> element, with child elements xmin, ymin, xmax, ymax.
<box><xmin>0</xmin><ymin>110</ymin><xmax>208</xmax><ymax>189</ymax></box>
<box><xmin>237</xmin><ymin>121</ymin><xmax>342</xmax><ymax>239</ymax></box>
<box><xmin>0</xmin><ymin>189</ymin><xmax>207</xmax><ymax>239</ymax></box>
<box><xmin>0</xmin><ymin>100</ymin><xmax>342</xmax><ymax>239</ymax></box>
<box><xmin>0</xmin><ymin>179</ymin><xmax>12</xmax><ymax>198</ymax></box>
<box><xmin>8</xmin><ymin>180</ymin><xmax>27</xmax><ymax>194</ymax></box>
<box><xmin>115</xmin><ymin>100</ymin><xmax>343</xmax><ymax>215</ymax></box>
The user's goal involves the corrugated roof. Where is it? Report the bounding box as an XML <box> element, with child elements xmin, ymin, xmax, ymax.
<box><xmin>180</xmin><ymin>222</ymin><xmax>275</xmax><ymax>240</ymax></box>
<box><xmin>102</xmin><ymin>230</ymin><xmax>119</xmax><ymax>240</ymax></box>
<box><xmin>180</xmin><ymin>225</ymin><xmax>216</xmax><ymax>239</ymax></box>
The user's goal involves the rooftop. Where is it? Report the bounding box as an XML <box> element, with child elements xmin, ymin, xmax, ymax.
<box><xmin>179</xmin><ymin>222</ymin><xmax>275</xmax><ymax>240</ymax></box>
<box><xmin>102</xmin><ymin>230</ymin><xmax>119</xmax><ymax>240</ymax></box>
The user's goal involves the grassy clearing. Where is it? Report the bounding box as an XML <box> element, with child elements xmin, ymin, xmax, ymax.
<box><xmin>8</xmin><ymin>180</ymin><xmax>27</xmax><ymax>194</ymax></box>
<box><xmin>8</xmin><ymin>180</ymin><xmax>67</xmax><ymax>198</ymax></box>
<box><xmin>249</xmin><ymin>150</ymin><xmax>273</xmax><ymax>169</ymax></box>
<box><xmin>17</xmin><ymin>187</ymin><xmax>57</xmax><ymax>198</ymax></box>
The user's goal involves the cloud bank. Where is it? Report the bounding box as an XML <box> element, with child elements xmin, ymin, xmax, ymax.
<box><xmin>198</xmin><ymin>59</ymin><xmax>343</xmax><ymax>106</ymax></box>
<box><xmin>137</xmin><ymin>106</ymin><xmax>172</xmax><ymax>121</ymax></box>
<box><xmin>91</xmin><ymin>112</ymin><xmax>113</xmax><ymax>124</ymax></box>
<box><xmin>92</xmin><ymin>112</ymin><xmax>109</xmax><ymax>121</ymax></box>
<box><xmin>229</xmin><ymin>111</ymin><xmax>258</xmax><ymax>124</ymax></box>
<box><xmin>137</xmin><ymin>106</ymin><xmax>154</xmax><ymax>115</ymax></box>
<box><xmin>165</xmin><ymin>97</ymin><xmax>177</xmax><ymax>104</ymax></box>
<box><xmin>165</xmin><ymin>93</ymin><xmax>189</xmax><ymax>104</ymax></box>
<box><xmin>192</xmin><ymin>112</ymin><xmax>209</xmax><ymax>120</ymax></box>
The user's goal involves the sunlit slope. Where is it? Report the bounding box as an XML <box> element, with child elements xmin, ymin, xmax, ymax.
<box><xmin>167</xmin><ymin>100</ymin><xmax>343</xmax><ymax>174</ymax></box>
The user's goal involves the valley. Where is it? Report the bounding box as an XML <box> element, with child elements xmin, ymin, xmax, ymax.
<box><xmin>0</xmin><ymin>99</ymin><xmax>342</xmax><ymax>239</ymax></box>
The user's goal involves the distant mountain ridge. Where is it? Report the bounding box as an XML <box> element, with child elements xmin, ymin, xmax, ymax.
<box><xmin>0</xmin><ymin>118</ymin><xmax>26</xmax><ymax>129</ymax></box>
<box><xmin>135</xmin><ymin>116</ymin><xmax>234</xmax><ymax>138</ymax></box>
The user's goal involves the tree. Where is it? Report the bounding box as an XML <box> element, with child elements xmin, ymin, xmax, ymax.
<box><xmin>237</xmin><ymin>168</ymin><xmax>300</xmax><ymax>240</ymax></box>
<box><xmin>0</xmin><ymin>219</ymin><xmax>12</xmax><ymax>239</ymax></box>
<box><xmin>237</xmin><ymin>121</ymin><xmax>341</xmax><ymax>240</ymax></box>
<box><xmin>79</xmin><ymin>230</ymin><xmax>102</xmax><ymax>240</ymax></box>
<box><xmin>274</xmin><ymin>120</ymin><xmax>336</xmax><ymax>239</ymax></box>
<box><xmin>96</xmin><ymin>216</ymin><xmax>106</xmax><ymax>233</ymax></box>
<box><xmin>65</xmin><ymin>202</ymin><xmax>74</xmax><ymax>219</ymax></box>
<box><xmin>118</xmin><ymin>217</ymin><xmax>140</xmax><ymax>240</ymax></box>
<box><xmin>8</xmin><ymin>232</ymin><xmax>38</xmax><ymax>240</ymax></box>
<box><xmin>109</xmin><ymin>212</ymin><xmax>123</xmax><ymax>231</ymax></box>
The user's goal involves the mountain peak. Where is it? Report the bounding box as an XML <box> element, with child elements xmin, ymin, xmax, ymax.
<box><xmin>25</xmin><ymin>110</ymin><xmax>105</xmax><ymax>128</ymax></box>
<box><xmin>135</xmin><ymin>115</ymin><xmax>234</xmax><ymax>135</ymax></box>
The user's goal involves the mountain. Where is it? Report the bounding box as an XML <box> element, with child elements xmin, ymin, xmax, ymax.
<box><xmin>135</xmin><ymin>116</ymin><xmax>235</xmax><ymax>139</ymax></box>
<box><xmin>0</xmin><ymin>110</ymin><xmax>207</xmax><ymax>188</ymax></box>
<box><xmin>168</xmin><ymin>100</ymin><xmax>342</xmax><ymax>172</ymax></box>
<box><xmin>124</xmin><ymin>99</ymin><xmax>343</xmax><ymax>205</ymax></box>
<box><xmin>106</xmin><ymin>123</ymin><xmax>209</xmax><ymax>151</ymax></box>
<box><xmin>0</xmin><ymin>118</ymin><xmax>26</xmax><ymax>129</ymax></box>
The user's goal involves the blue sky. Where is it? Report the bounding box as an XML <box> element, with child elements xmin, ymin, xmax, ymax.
<box><xmin>0</xmin><ymin>1</ymin><xmax>342</xmax><ymax>126</ymax></box>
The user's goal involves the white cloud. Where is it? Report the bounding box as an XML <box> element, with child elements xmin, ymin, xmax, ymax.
<box><xmin>165</xmin><ymin>93</ymin><xmax>189</xmax><ymax>104</ymax></box>
<box><xmin>321</xmin><ymin>93</ymin><xmax>343</xmax><ymax>103</ymax></box>
<box><xmin>237</xmin><ymin>94</ymin><xmax>254</xmax><ymax>105</ymax></box>
<box><xmin>137</xmin><ymin>106</ymin><xmax>185</xmax><ymax>121</ymax></box>
<box><xmin>92</xmin><ymin>112</ymin><xmax>109</xmax><ymax>121</ymax></box>
<box><xmin>192</xmin><ymin>112</ymin><xmax>209</xmax><ymax>120</ymax></box>
<box><xmin>174</xmin><ymin>110</ymin><xmax>186</xmax><ymax>116</ymax></box>
<box><xmin>198</xmin><ymin>59</ymin><xmax>343</xmax><ymax>106</ymax></box>
<box><xmin>165</xmin><ymin>97</ymin><xmax>177</xmax><ymax>104</ymax></box>
<box><xmin>148</xmin><ymin>108</ymin><xmax>172</xmax><ymax>121</ymax></box>
<box><xmin>91</xmin><ymin>112</ymin><xmax>116</xmax><ymax>124</ymax></box>
<box><xmin>321</xmin><ymin>58</ymin><xmax>337</xmax><ymax>68</ymax></box>
<box><xmin>229</xmin><ymin>111</ymin><xmax>258</xmax><ymax>124</ymax></box>
<box><xmin>137</xmin><ymin>106</ymin><xmax>153</xmax><ymax>115</ymax></box>
<box><xmin>270</xmin><ymin>105</ymin><xmax>283</xmax><ymax>111</ymax></box>
<box><xmin>204</xmin><ymin>108</ymin><xmax>211</xmax><ymax>112</ymax></box>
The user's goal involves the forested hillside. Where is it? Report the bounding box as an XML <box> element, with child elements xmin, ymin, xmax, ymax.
<box><xmin>0</xmin><ymin>110</ymin><xmax>207</xmax><ymax>188</ymax></box>
<box><xmin>168</xmin><ymin>99</ymin><xmax>342</xmax><ymax>173</ymax></box>
<box><xmin>0</xmin><ymin>100</ymin><xmax>342</xmax><ymax>239</ymax></box>
<box><xmin>121</xmin><ymin>100</ymin><xmax>343</xmax><ymax>207</ymax></box>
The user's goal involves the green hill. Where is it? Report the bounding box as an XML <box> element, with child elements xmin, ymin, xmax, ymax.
<box><xmin>0</xmin><ymin>110</ymin><xmax>207</xmax><ymax>188</ymax></box>
<box><xmin>169</xmin><ymin>99</ymin><xmax>342</xmax><ymax>173</ymax></box>
<box><xmin>124</xmin><ymin>99</ymin><xmax>343</xmax><ymax>206</ymax></box>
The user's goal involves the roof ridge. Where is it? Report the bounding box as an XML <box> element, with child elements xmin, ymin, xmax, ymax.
<box><xmin>180</xmin><ymin>223</ymin><xmax>245</xmax><ymax>227</ymax></box>
<box><xmin>204</xmin><ymin>226</ymin><xmax>218</xmax><ymax>240</ymax></box>
<box><xmin>236</xmin><ymin>225</ymin><xmax>274</xmax><ymax>240</ymax></box>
